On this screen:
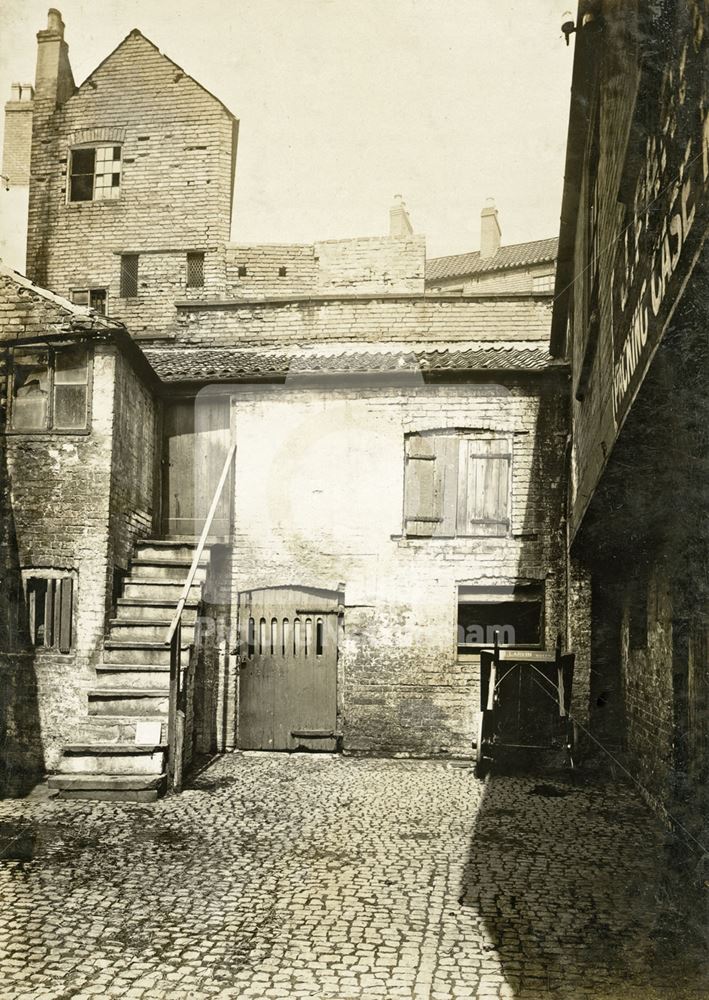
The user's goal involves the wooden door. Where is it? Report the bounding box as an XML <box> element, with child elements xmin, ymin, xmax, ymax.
<box><xmin>162</xmin><ymin>396</ymin><xmax>232</xmax><ymax>537</ymax></box>
<box><xmin>238</xmin><ymin>587</ymin><xmax>340</xmax><ymax>751</ymax></box>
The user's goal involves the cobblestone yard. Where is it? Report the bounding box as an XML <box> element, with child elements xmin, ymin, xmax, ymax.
<box><xmin>0</xmin><ymin>753</ymin><xmax>706</xmax><ymax>1000</ymax></box>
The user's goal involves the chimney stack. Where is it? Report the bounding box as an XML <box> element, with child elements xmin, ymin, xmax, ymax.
<box><xmin>2</xmin><ymin>83</ymin><xmax>34</xmax><ymax>187</ymax></box>
<box><xmin>389</xmin><ymin>194</ymin><xmax>414</xmax><ymax>239</ymax></box>
<box><xmin>34</xmin><ymin>9</ymin><xmax>74</xmax><ymax>111</ymax></box>
<box><xmin>480</xmin><ymin>198</ymin><xmax>501</xmax><ymax>258</ymax></box>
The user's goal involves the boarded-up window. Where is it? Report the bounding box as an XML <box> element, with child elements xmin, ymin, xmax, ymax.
<box><xmin>404</xmin><ymin>431</ymin><xmax>511</xmax><ymax>538</ymax></box>
<box><xmin>186</xmin><ymin>252</ymin><xmax>205</xmax><ymax>288</ymax></box>
<box><xmin>120</xmin><ymin>254</ymin><xmax>139</xmax><ymax>298</ymax></box>
<box><xmin>25</xmin><ymin>575</ymin><xmax>74</xmax><ymax>652</ymax></box>
<box><xmin>10</xmin><ymin>347</ymin><xmax>90</xmax><ymax>432</ymax></box>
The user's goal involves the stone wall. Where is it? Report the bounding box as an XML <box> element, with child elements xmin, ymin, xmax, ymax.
<box><xmin>228</xmin><ymin>378</ymin><xmax>568</xmax><ymax>755</ymax></box>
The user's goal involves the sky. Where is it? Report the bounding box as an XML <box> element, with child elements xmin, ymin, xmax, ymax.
<box><xmin>0</xmin><ymin>0</ymin><xmax>574</xmax><ymax>258</ymax></box>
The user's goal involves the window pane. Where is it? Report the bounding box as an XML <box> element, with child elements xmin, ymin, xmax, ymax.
<box><xmin>53</xmin><ymin>384</ymin><xmax>88</xmax><ymax>429</ymax></box>
<box><xmin>55</xmin><ymin>347</ymin><xmax>88</xmax><ymax>384</ymax></box>
<box><xmin>12</xmin><ymin>352</ymin><xmax>49</xmax><ymax>429</ymax></box>
<box><xmin>70</xmin><ymin>174</ymin><xmax>94</xmax><ymax>201</ymax></box>
<box><xmin>88</xmin><ymin>289</ymin><xmax>107</xmax><ymax>314</ymax></box>
<box><xmin>71</xmin><ymin>290</ymin><xmax>89</xmax><ymax>306</ymax></box>
<box><xmin>72</xmin><ymin>148</ymin><xmax>95</xmax><ymax>173</ymax></box>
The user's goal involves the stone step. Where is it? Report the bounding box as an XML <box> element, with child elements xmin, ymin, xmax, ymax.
<box><xmin>103</xmin><ymin>641</ymin><xmax>188</xmax><ymax>666</ymax></box>
<box><xmin>70</xmin><ymin>716</ymin><xmax>168</xmax><ymax>745</ymax></box>
<box><xmin>122</xmin><ymin>580</ymin><xmax>203</xmax><ymax>603</ymax></box>
<box><xmin>108</xmin><ymin>619</ymin><xmax>196</xmax><ymax>644</ymax></box>
<box><xmin>115</xmin><ymin>599</ymin><xmax>199</xmax><ymax>623</ymax></box>
<box><xmin>48</xmin><ymin>773</ymin><xmax>166</xmax><ymax>803</ymax></box>
<box><xmin>95</xmin><ymin>664</ymin><xmax>181</xmax><ymax>690</ymax></box>
<box><xmin>88</xmin><ymin>688</ymin><xmax>170</xmax><ymax>717</ymax></box>
<box><xmin>134</xmin><ymin>540</ymin><xmax>204</xmax><ymax>562</ymax></box>
<box><xmin>60</xmin><ymin>745</ymin><xmax>166</xmax><ymax>776</ymax></box>
<box><xmin>128</xmin><ymin>559</ymin><xmax>207</xmax><ymax>582</ymax></box>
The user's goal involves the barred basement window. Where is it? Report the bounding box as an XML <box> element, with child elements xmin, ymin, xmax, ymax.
<box><xmin>9</xmin><ymin>346</ymin><xmax>90</xmax><ymax>432</ymax></box>
<box><xmin>69</xmin><ymin>145</ymin><xmax>121</xmax><ymax>202</ymax></box>
<box><xmin>24</xmin><ymin>574</ymin><xmax>74</xmax><ymax>652</ymax></box>
<box><xmin>186</xmin><ymin>252</ymin><xmax>205</xmax><ymax>288</ymax></box>
<box><xmin>120</xmin><ymin>254</ymin><xmax>139</xmax><ymax>298</ymax></box>
<box><xmin>404</xmin><ymin>431</ymin><xmax>511</xmax><ymax>537</ymax></box>
<box><xmin>71</xmin><ymin>288</ymin><xmax>108</xmax><ymax>315</ymax></box>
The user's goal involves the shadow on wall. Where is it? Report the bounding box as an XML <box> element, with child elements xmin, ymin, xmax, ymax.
<box><xmin>0</xmin><ymin>418</ymin><xmax>45</xmax><ymax>796</ymax></box>
<box><xmin>457</xmin><ymin>763</ymin><xmax>708</xmax><ymax>998</ymax></box>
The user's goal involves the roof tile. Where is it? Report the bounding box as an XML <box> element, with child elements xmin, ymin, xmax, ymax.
<box><xmin>426</xmin><ymin>237</ymin><xmax>558</xmax><ymax>282</ymax></box>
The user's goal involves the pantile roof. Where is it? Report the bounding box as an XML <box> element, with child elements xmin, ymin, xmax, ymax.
<box><xmin>143</xmin><ymin>345</ymin><xmax>562</xmax><ymax>383</ymax></box>
<box><xmin>426</xmin><ymin>237</ymin><xmax>558</xmax><ymax>283</ymax></box>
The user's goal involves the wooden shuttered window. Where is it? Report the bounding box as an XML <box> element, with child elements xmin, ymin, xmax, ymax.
<box><xmin>404</xmin><ymin>432</ymin><xmax>510</xmax><ymax>538</ymax></box>
<box><xmin>462</xmin><ymin>437</ymin><xmax>511</xmax><ymax>537</ymax></box>
<box><xmin>26</xmin><ymin>575</ymin><xmax>74</xmax><ymax>652</ymax></box>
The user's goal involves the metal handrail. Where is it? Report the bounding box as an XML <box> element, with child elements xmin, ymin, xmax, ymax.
<box><xmin>164</xmin><ymin>439</ymin><xmax>236</xmax><ymax>792</ymax></box>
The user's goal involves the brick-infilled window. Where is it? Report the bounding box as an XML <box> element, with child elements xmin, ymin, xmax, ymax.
<box><xmin>120</xmin><ymin>254</ymin><xmax>139</xmax><ymax>298</ymax></box>
<box><xmin>404</xmin><ymin>431</ymin><xmax>511</xmax><ymax>537</ymax></box>
<box><xmin>24</xmin><ymin>573</ymin><xmax>74</xmax><ymax>652</ymax></box>
<box><xmin>69</xmin><ymin>145</ymin><xmax>121</xmax><ymax>202</ymax></box>
<box><xmin>71</xmin><ymin>288</ymin><xmax>108</xmax><ymax>315</ymax></box>
<box><xmin>9</xmin><ymin>346</ymin><xmax>90</xmax><ymax>432</ymax></box>
<box><xmin>186</xmin><ymin>252</ymin><xmax>205</xmax><ymax>288</ymax></box>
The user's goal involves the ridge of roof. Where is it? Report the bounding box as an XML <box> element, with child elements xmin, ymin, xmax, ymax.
<box><xmin>426</xmin><ymin>236</ymin><xmax>558</xmax><ymax>282</ymax></box>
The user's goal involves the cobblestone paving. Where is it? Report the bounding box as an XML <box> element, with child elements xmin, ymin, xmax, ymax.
<box><xmin>0</xmin><ymin>753</ymin><xmax>706</xmax><ymax>1000</ymax></box>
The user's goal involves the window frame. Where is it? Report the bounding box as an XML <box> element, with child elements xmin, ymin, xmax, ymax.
<box><xmin>67</xmin><ymin>143</ymin><xmax>122</xmax><ymax>204</ymax></box>
<box><xmin>532</xmin><ymin>273</ymin><xmax>555</xmax><ymax>293</ymax></box>
<box><xmin>403</xmin><ymin>429</ymin><xmax>513</xmax><ymax>539</ymax></box>
<box><xmin>70</xmin><ymin>287</ymin><xmax>109</xmax><ymax>316</ymax></box>
<box><xmin>120</xmin><ymin>254</ymin><xmax>139</xmax><ymax>299</ymax></box>
<box><xmin>22</xmin><ymin>569</ymin><xmax>76</xmax><ymax>654</ymax></box>
<box><xmin>457</xmin><ymin>583</ymin><xmax>545</xmax><ymax>655</ymax></box>
<box><xmin>186</xmin><ymin>251</ymin><xmax>205</xmax><ymax>289</ymax></box>
<box><xmin>6</xmin><ymin>345</ymin><xmax>93</xmax><ymax>436</ymax></box>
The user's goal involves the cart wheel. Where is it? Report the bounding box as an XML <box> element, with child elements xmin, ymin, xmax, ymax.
<box><xmin>474</xmin><ymin>712</ymin><xmax>488</xmax><ymax>778</ymax></box>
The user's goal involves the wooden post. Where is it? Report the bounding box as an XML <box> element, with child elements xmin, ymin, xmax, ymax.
<box><xmin>167</xmin><ymin>618</ymin><xmax>181</xmax><ymax>791</ymax></box>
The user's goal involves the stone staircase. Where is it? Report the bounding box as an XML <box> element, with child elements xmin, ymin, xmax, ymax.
<box><xmin>48</xmin><ymin>539</ymin><xmax>208</xmax><ymax>802</ymax></box>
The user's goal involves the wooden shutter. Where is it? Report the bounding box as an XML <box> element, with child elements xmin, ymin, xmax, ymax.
<box><xmin>464</xmin><ymin>437</ymin><xmax>510</xmax><ymax>536</ymax></box>
<box><xmin>58</xmin><ymin>577</ymin><xmax>73</xmax><ymax>653</ymax></box>
<box><xmin>404</xmin><ymin>434</ymin><xmax>458</xmax><ymax>536</ymax></box>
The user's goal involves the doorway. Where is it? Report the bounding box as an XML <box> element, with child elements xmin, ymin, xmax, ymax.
<box><xmin>162</xmin><ymin>395</ymin><xmax>232</xmax><ymax>537</ymax></box>
<box><xmin>237</xmin><ymin>586</ymin><xmax>341</xmax><ymax>752</ymax></box>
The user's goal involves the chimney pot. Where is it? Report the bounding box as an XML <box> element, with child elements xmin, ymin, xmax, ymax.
<box><xmin>480</xmin><ymin>198</ymin><xmax>501</xmax><ymax>258</ymax></box>
<box><xmin>10</xmin><ymin>83</ymin><xmax>21</xmax><ymax>101</ymax></box>
<box><xmin>21</xmin><ymin>84</ymin><xmax>35</xmax><ymax>101</ymax></box>
<box><xmin>46</xmin><ymin>9</ymin><xmax>64</xmax><ymax>36</ymax></box>
<box><xmin>389</xmin><ymin>194</ymin><xmax>414</xmax><ymax>239</ymax></box>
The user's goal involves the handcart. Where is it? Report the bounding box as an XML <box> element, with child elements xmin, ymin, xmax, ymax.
<box><xmin>475</xmin><ymin>635</ymin><xmax>575</xmax><ymax>775</ymax></box>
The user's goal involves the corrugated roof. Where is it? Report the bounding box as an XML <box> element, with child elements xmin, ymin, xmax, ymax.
<box><xmin>143</xmin><ymin>345</ymin><xmax>560</xmax><ymax>382</ymax></box>
<box><xmin>426</xmin><ymin>237</ymin><xmax>558</xmax><ymax>283</ymax></box>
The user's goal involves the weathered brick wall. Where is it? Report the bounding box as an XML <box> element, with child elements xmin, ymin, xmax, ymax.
<box><xmin>229</xmin><ymin>379</ymin><xmax>568</xmax><ymax>755</ymax></box>
<box><xmin>174</xmin><ymin>296</ymin><xmax>554</xmax><ymax>347</ymax></box>
<box><xmin>426</xmin><ymin>261</ymin><xmax>555</xmax><ymax>296</ymax></box>
<box><xmin>26</xmin><ymin>29</ymin><xmax>236</xmax><ymax>330</ymax></box>
<box><xmin>224</xmin><ymin>237</ymin><xmax>425</xmax><ymax>301</ymax></box>
<box><xmin>107</xmin><ymin>351</ymin><xmax>157</xmax><ymax>574</ymax></box>
<box><xmin>2</xmin><ymin>96</ymin><xmax>33</xmax><ymax>185</ymax></box>
<box><xmin>1</xmin><ymin>344</ymin><xmax>116</xmax><ymax>770</ymax></box>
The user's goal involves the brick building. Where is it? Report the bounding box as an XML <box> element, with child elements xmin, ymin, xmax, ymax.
<box><xmin>551</xmin><ymin>0</ymin><xmax>709</xmax><ymax>848</ymax></box>
<box><xmin>0</xmin><ymin>10</ymin><xmax>573</xmax><ymax>799</ymax></box>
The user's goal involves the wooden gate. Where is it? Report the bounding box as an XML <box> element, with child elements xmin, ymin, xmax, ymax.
<box><xmin>162</xmin><ymin>396</ymin><xmax>232</xmax><ymax>537</ymax></box>
<box><xmin>237</xmin><ymin>587</ymin><xmax>340</xmax><ymax>752</ymax></box>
